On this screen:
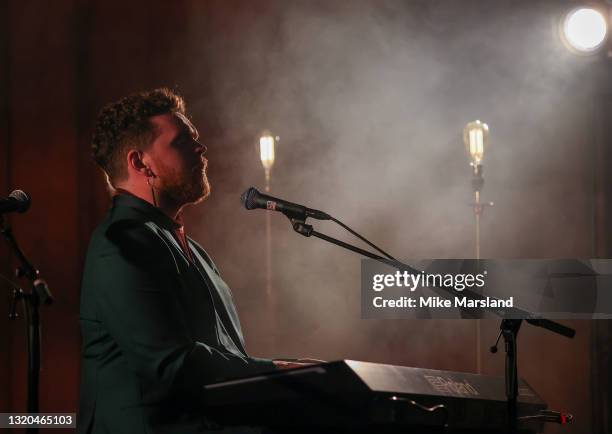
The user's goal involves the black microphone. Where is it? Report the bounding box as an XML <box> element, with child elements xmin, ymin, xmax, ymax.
<box><xmin>240</xmin><ymin>187</ymin><xmax>331</xmax><ymax>220</ymax></box>
<box><xmin>0</xmin><ymin>190</ymin><xmax>31</xmax><ymax>214</ymax></box>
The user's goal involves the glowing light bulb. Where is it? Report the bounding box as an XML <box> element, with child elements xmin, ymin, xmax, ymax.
<box><xmin>259</xmin><ymin>134</ymin><xmax>275</xmax><ymax>171</ymax></box>
<box><xmin>463</xmin><ymin>120</ymin><xmax>489</xmax><ymax>165</ymax></box>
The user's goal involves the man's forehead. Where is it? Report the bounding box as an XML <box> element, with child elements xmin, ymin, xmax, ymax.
<box><xmin>151</xmin><ymin>112</ymin><xmax>197</xmax><ymax>137</ymax></box>
<box><xmin>174</xmin><ymin>112</ymin><xmax>197</xmax><ymax>135</ymax></box>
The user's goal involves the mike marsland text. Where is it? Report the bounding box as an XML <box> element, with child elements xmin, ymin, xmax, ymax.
<box><xmin>372</xmin><ymin>296</ymin><xmax>514</xmax><ymax>309</ymax></box>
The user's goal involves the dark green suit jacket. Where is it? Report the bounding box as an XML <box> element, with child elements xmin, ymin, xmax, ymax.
<box><xmin>78</xmin><ymin>194</ymin><xmax>274</xmax><ymax>434</ymax></box>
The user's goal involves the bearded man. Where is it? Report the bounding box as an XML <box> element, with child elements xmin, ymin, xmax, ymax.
<box><xmin>78</xmin><ymin>88</ymin><xmax>288</xmax><ymax>434</ymax></box>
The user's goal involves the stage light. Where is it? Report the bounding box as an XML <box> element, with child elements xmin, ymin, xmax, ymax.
<box><xmin>562</xmin><ymin>7</ymin><xmax>608</xmax><ymax>53</ymax></box>
<box><xmin>258</xmin><ymin>132</ymin><xmax>278</xmax><ymax>310</ymax></box>
<box><xmin>462</xmin><ymin>120</ymin><xmax>493</xmax><ymax>375</ymax></box>
<box><xmin>259</xmin><ymin>133</ymin><xmax>276</xmax><ymax>172</ymax></box>
<box><xmin>463</xmin><ymin>120</ymin><xmax>489</xmax><ymax>166</ymax></box>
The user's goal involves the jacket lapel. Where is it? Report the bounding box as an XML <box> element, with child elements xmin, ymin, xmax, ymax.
<box><xmin>188</xmin><ymin>243</ymin><xmax>248</xmax><ymax>356</ymax></box>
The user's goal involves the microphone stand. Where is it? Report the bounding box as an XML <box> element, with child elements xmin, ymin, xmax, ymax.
<box><xmin>288</xmin><ymin>215</ymin><xmax>575</xmax><ymax>433</ymax></box>
<box><xmin>1</xmin><ymin>216</ymin><xmax>53</xmax><ymax>433</ymax></box>
<box><xmin>498</xmin><ymin>319</ymin><xmax>521</xmax><ymax>433</ymax></box>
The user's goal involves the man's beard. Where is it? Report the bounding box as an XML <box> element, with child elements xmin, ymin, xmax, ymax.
<box><xmin>153</xmin><ymin>158</ymin><xmax>210</xmax><ymax>206</ymax></box>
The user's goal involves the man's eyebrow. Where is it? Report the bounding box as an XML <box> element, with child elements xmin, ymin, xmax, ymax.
<box><xmin>172</xmin><ymin>128</ymin><xmax>192</xmax><ymax>144</ymax></box>
<box><xmin>177</xmin><ymin>117</ymin><xmax>199</xmax><ymax>140</ymax></box>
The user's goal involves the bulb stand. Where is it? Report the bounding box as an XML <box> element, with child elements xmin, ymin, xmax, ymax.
<box><xmin>469</xmin><ymin>163</ymin><xmax>493</xmax><ymax>375</ymax></box>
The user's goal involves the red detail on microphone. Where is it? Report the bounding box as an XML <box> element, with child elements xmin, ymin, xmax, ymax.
<box><xmin>266</xmin><ymin>200</ymin><xmax>276</xmax><ymax>211</ymax></box>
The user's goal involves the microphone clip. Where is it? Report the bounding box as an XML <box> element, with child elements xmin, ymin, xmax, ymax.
<box><xmin>291</xmin><ymin>219</ymin><xmax>313</xmax><ymax>237</ymax></box>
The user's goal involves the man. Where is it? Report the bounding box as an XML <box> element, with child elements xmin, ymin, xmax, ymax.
<box><xmin>78</xmin><ymin>88</ymin><xmax>295</xmax><ymax>434</ymax></box>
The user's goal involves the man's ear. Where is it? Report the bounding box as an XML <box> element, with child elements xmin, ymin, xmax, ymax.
<box><xmin>126</xmin><ymin>149</ymin><xmax>155</xmax><ymax>178</ymax></box>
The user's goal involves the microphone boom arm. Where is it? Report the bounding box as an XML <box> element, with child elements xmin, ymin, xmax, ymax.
<box><xmin>291</xmin><ymin>219</ymin><xmax>390</xmax><ymax>261</ymax></box>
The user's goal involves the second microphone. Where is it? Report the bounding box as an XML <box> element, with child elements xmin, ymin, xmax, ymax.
<box><xmin>240</xmin><ymin>187</ymin><xmax>331</xmax><ymax>221</ymax></box>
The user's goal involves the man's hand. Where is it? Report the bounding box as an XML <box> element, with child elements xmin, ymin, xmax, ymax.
<box><xmin>273</xmin><ymin>360</ymin><xmax>309</xmax><ymax>370</ymax></box>
<box><xmin>272</xmin><ymin>358</ymin><xmax>326</xmax><ymax>370</ymax></box>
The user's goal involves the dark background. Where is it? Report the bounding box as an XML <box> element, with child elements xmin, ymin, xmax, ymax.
<box><xmin>1</xmin><ymin>1</ymin><xmax>611</xmax><ymax>433</ymax></box>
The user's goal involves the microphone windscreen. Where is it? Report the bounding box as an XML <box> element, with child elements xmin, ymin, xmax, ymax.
<box><xmin>9</xmin><ymin>190</ymin><xmax>31</xmax><ymax>213</ymax></box>
<box><xmin>240</xmin><ymin>187</ymin><xmax>260</xmax><ymax>210</ymax></box>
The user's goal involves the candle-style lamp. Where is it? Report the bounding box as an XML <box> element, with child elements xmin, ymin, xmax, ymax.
<box><xmin>463</xmin><ymin>120</ymin><xmax>493</xmax><ymax>376</ymax></box>
<box><xmin>463</xmin><ymin>120</ymin><xmax>493</xmax><ymax>260</ymax></box>
<box><xmin>258</xmin><ymin>132</ymin><xmax>278</xmax><ymax>344</ymax></box>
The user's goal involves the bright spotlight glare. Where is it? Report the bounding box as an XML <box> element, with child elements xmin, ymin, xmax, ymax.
<box><xmin>563</xmin><ymin>8</ymin><xmax>608</xmax><ymax>53</ymax></box>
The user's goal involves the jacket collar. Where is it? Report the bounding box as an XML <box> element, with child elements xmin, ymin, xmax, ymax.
<box><xmin>111</xmin><ymin>192</ymin><xmax>182</xmax><ymax>231</ymax></box>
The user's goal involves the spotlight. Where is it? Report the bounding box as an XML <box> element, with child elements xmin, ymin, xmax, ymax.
<box><xmin>561</xmin><ymin>7</ymin><xmax>608</xmax><ymax>54</ymax></box>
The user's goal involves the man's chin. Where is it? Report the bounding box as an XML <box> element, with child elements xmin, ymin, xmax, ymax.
<box><xmin>163</xmin><ymin>175</ymin><xmax>210</xmax><ymax>207</ymax></box>
<box><xmin>191</xmin><ymin>189</ymin><xmax>210</xmax><ymax>205</ymax></box>
<box><xmin>187</xmin><ymin>181</ymin><xmax>211</xmax><ymax>205</ymax></box>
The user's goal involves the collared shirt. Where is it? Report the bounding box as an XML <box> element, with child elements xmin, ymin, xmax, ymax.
<box><xmin>174</xmin><ymin>212</ymin><xmax>195</xmax><ymax>262</ymax></box>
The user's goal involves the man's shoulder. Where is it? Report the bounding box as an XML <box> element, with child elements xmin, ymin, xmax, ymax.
<box><xmin>86</xmin><ymin>206</ymin><xmax>167</xmax><ymax>259</ymax></box>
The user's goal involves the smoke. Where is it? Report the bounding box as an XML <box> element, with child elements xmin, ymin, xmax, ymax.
<box><xmin>183</xmin><ymin>1</ymin><xmax>597</xmax><ymax>412</ymax></box>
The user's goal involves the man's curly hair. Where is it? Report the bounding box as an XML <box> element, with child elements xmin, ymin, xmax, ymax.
<box><xmin>92</xmin><ymin>88</ymin><xmax>186</xmax><ymax>184</ymax></box>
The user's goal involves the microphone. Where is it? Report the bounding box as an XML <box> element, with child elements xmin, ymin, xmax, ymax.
<box><xmin>0</xmin><ymin>190</ymin><xmax>31</xmax><ymax>214</ymax></box>
<box><xmin>241</xmin><ymin>187</ymin><xmax>331</xmax><ymax>220</ymax></box>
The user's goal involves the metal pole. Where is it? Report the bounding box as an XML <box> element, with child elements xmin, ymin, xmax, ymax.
<box><xmin>475</xmin><ymin>190</ymin><xmax>480</xmax><ymax>261</ymax></box>
<box><xmin>264</xmin><ymin>168</ymin><xmax>274</xmax><ymax>352</ymax></box>
<box><xmin>264</xmin><ymin>169</ymin><xmax>272</xmax><ymax>299</ymax></box>
<box><xmin>475</xmin><ymin>189</ymin><xmax>481</xmax><ymax>374</ymax></box>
